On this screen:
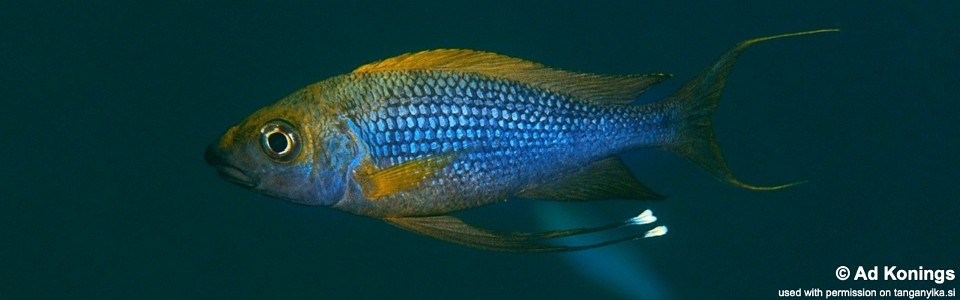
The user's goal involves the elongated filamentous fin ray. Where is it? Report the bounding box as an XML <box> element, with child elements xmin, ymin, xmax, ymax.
<box><xmin>664</xmin><ymin>29</ymin><xmax>837</xmax><ymax>190</ymax></box>
<box><xmin>385</xmin><ymin>209</ymin><xmax>666</xmax><ymax>252</ymax></box>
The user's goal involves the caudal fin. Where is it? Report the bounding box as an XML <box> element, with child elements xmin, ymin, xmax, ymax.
<box><xmin>663</xmin><ymin>29</ymin><xmax>837</xmax><ymax>190</ymax></box>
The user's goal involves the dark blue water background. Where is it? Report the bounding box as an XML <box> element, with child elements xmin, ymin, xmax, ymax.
<box><xmin>1</xmin><ymin>1</ymin><xmax>957</xmax><ymax>299</ymax></box>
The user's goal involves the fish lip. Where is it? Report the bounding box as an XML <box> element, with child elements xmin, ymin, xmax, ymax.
<box><xmin>206</xmin><ymin>143</ymin><xmax>259</xmax><ymax>188</ymax></box>
<box><xmin>214</xmin><ymin>165</ymin><xmax>259</xmax><ymax>188</ymax></box>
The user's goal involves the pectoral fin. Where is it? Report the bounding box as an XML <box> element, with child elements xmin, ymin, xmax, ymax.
<box><xmin>384</xmin><ymin>211</ymin><xmax>667</xmax><ymax>252</ymax></box>
<box><xmin>517</xmin><ymin>157</ymin><xmax>665</xmax><ymax>201</ymax></box>
<box><xmin>356</xmin><ymin>152</ymin><xmax>459</xmax><ymax>199</ymax></box>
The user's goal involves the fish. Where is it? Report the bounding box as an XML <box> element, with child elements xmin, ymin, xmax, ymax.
<box><xmin>205</xmin><ymin>29</ymin><xmax>837</xmax><ymax>252</ymax></box>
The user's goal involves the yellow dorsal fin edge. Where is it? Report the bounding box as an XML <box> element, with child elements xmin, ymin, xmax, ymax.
<box><xmin>353</xmin><ymin>49</ymin><xmax>670</xmax><ymax>105</ymax></box>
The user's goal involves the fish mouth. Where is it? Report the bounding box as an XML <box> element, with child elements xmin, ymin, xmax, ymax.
<box><xmin>214</xmin><ymin>165</ymin><xmax>258</xmax><ymax>188</ymax></box>
<box><xmin>205</xmin><ymin>143</ymin><xmax>259</xmax><ymax>188</ymax></box>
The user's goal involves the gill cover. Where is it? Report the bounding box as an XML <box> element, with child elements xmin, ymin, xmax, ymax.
<box><xmin>277</xmin><ymin>114</ymin><xmax>364</xmax><ymax>207</ymax></box>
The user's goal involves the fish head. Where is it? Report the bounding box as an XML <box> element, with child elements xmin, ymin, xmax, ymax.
<box><xmin>206</xmin><ymin>99</ymin><xmax>358</xmax><ymax>207</ymax></box>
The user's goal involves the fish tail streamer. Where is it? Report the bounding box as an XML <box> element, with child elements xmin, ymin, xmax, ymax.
<box><xmin>662</xmin><ymin>29</ymin><xmax>837</xmax><ymax>190</ymax></box>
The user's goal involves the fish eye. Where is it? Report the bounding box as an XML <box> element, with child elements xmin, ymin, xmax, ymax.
<box><xmin>259</xmin><ymin>120</ymin><xmax>301</xmax><ymax>162</ymax></box>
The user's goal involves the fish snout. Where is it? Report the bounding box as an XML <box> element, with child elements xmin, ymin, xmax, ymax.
<box><xmin>205</xmin><ymin>142</ymin><xmax>258</xmax><ymax>188</ymax></box>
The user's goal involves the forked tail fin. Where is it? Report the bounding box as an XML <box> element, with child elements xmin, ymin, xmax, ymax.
<box><xmin>663</xmin><ymin>29</ymin><xmax>838</xmax><ymax>190</ymax></box>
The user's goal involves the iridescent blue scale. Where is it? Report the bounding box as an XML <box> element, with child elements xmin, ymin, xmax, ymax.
<box><xmin>339</xmin><ymin>70</ymin><xmax>678</xmax><ymax>213</ymax></box>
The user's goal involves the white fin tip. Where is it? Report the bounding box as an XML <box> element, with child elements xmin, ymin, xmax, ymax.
<box><xmin>629</xmin><ymin>209</ymin><xmax>657</xmax><ymax>225</ymax></box>
<box><xmin>644</xmin><ymin>226</ymin><xmax>668</xmax><ymax>238</ymax></box>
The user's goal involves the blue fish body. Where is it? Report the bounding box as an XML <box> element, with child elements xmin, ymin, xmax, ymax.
<box><xmin>325</xmin><ymin>70</ymin><xmax>679</xmax><ymax>217</ymax></box>
<box><xmin>206</xmin><ymin>29</ymin><xmax>836</xmax><ymax>251</ymax></box>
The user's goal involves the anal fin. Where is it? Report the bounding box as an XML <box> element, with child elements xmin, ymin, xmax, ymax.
<box><xmin>384</xmin><ymin>211</ymin><xmax>667</xmax><ymax>252</ymax></box>
<box><xmin>517</xmin><ymin>156</ymin><xmax>665</xmax><ymax>201</ymax></box>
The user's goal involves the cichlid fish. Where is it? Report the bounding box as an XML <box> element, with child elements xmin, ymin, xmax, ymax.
<box><xmin>206</xmin><ymin>29</ymin><xmax>836</xmax><ymax>252</ymax></box>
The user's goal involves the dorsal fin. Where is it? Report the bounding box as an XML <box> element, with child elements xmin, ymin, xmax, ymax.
<box><xmin>516</xmin><ymin>156</ymin><xmax>665</xmax><ymax>201</ymax></box>
<box><xmin>353</xmin><ymin>49</ymin><xmax>671</xmax><ymax>105</ymax></box>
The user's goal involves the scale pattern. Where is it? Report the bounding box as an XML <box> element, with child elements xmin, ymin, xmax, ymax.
<box><xmin>339</xmin><ymin>70</ymin><xmax>678</xmax><ymax>216</ymax></box>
